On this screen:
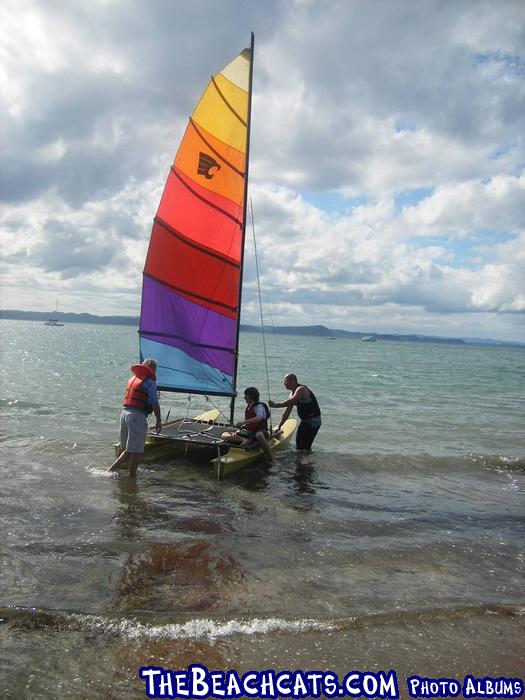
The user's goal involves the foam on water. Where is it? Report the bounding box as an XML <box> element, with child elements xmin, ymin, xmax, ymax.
<box><xmin>4</xmin><ymin>603</ymin><xmax>524</xmax><ymax>641</ymax></box>
<box><xmin>71</xmin><ymin>613</ymin><xmax>336</xmax><ymax>641</ymax></box>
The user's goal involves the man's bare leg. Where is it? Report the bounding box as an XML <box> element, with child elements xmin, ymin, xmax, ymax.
<box><xmin>109</xmin><ymin>450</ymin><xmax>129</xmax><ymax>472</ymax></box>
<box><xmin>255</xmin><ymin>431</ymin><xmax>274</xmax><ymax>463</ymax></box>
<box><xmin>128</xmin><ymin>453</ymin><xmax>140</xmax><ymax>478</ymax></box>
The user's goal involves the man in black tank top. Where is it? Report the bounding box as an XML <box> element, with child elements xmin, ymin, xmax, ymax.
<box><xmin>269</xmin><ymin>373</ymin><xmax>321</xmax><ymax>450</ymax></box>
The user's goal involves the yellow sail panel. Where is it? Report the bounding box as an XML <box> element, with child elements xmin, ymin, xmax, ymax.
<box><xmin>192</xmin><ymin>78</ymin><xmax>248</xmax><ymax>153</ymax></box>
<box><xmin>213</xmin><ymin>74</ymin><xmax>249</xmax><ymax>122</ymax></box>
<box><xmin>174</xmin><ymin>122</ymin><xmax>245</xmax><ymax>205</ymax></box>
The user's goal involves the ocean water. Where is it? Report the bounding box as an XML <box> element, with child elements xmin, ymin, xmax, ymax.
<box><xmin>0</xmin><ymin>319</ymin><xmax>524</xmax><ymax>698</ymax></box>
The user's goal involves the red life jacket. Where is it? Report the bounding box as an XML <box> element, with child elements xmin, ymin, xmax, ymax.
<box><xmin>123</xmin><ymin>364</ymin><xmax>156</xmax><ymax>413</ymax></box>
<box><xmin>245</xmin><ymin>402</ymin><xmax>270</xmax><ymax>432</ymax></box>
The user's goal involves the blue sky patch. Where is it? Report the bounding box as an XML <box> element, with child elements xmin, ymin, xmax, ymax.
<box><xmin>395</xmin><ymin>188</ymin><xmax>434</xmax><ymax>212</ymax></box>
<box><xmin>300</xmin><ymin>190</ymin><xmax>369</xmax><ymax>215</ymax></box>
<box><xmin>414</xmin><ymin>231</ymin><xmax>516</xmax><ymax>270</ymax></box>
<box><xmin>474</xmin><ymin>51</ymin><xmax>525</xmax><ymax>76</ymax></box>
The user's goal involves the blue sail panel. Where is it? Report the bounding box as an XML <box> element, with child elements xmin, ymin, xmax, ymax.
<box><xmin>140</xmin><ymin>337</ymin><xmax>234</xmax><ymax>396</ymax></box>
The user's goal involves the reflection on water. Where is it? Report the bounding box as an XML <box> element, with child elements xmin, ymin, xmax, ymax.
<box><xmin>112</xmin><ymin>476</ymin><xmax>150</xmax><ymax>541</ymax></box>
<box><xmin>292</xmin><ymin>455</ymin><xmax>319</xmax><ymax>496</ymax></box>
<box><xmin>111</xmin><ymin>477</ymin><xmax>244</xmax><ymax>614</ymax></box>
<box><xmin>113</xmin><ymin>541</ymin><xmax>243</xmax><ymax>613</ymax></box>
<box><xmin>112</xmin><ymin>635</ymin><xmax>227</xmax><ymax>680</ymax></box>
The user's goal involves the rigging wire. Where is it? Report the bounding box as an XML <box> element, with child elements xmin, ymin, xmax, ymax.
<box><xmin>249</xmin><ymin>197</ymin><xmax>272</xmax><ymax>410</ymax></box>
<box><xmin>173</xmin><ymin>395</ymin><xmax>193</xmax><ymax>433</ymax></box>
<box><xmin>207</xmin><ymin>396</ymin><xmax>230</xmax><ymax>423</ymax></box>
<box><xmin>256</xmin><ymin>262</ymin><xmax>286</xmax><ymax>380</ymax></box>
<box><xmin>163</xmin><ymin>392</ymin><xmax>178</xmax><ymax>424</ymax></box>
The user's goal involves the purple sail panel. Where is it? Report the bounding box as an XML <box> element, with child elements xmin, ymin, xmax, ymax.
<box><xmin>140</xmin><ymin>275</ymin><xmax>236</xmax><ymax>376</ymax></box>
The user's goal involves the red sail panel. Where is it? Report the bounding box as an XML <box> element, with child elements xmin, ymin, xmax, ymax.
<box><xmin>156</xmin><ymin>167</ymin><xmax>243</xmax><ymax>262</ymax></box>
<box><xmin>144</xmin><ymin>219</ymin><xmax>240</xmax><ymax>319</ymax></box>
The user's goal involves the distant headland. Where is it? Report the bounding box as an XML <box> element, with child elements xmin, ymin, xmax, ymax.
<box><xmin>1</xmin><ymin>309</ymin><xmax>523</xmax><ymax>348</ymax></box>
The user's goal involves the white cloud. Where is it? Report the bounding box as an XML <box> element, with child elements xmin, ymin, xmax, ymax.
<box><xmin>0</xmin><ymin>0</ymin><xmax>524</xmax><ymax>340</ymax></box>
<box><xmin>400</xmin><ymin>174</ymin><xmax>525</xmax><ymax>236</ymax></box>
<box><xmin>246</xmin><ymin>178</ymin><xmax>525</xmax><ymax>329</ymax></box>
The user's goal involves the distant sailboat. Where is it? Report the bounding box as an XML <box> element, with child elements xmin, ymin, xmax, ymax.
<box><xmin>44</xmin><ymin>298</ymin><xmax>64</xmax><ymax>326</ymax></box>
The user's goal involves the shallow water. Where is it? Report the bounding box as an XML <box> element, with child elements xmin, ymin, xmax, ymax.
<box><xmin>1</xmin><ymin>320</ymin><xmax>524</xmax><ymax>697</ymax></box>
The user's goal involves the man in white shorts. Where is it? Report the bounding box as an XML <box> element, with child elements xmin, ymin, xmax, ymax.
<box><xmin>109</xmin><ymin>358</ymin><xmax>161</xmax><ymax>477</ymax></box>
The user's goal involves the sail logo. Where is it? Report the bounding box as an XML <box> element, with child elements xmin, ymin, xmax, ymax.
<box><xmin>198</xmin><ymin>152</ymin><xmax>221</xmax><ymax>179</ymax></box>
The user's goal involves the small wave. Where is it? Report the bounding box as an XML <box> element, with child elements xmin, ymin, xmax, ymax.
<box><xmin>0</xmin><ymin>398</ymin><xmax>44</xmax><ymax>409</ymax></box>
<box><xmin>2</xmin><ymin>603</ymin><xmax>523</xmax><ymax>641</ymax></box>
<box><xmin>471</xmin><ymin>454</ymin><xmax>525</xmax><ymax>472</ymax></box>
<box><xmin>0</xmin><ymin>398</ymin><xmax>58</xmax><ymax>416</ymax></box>
<box><xmin>77</xmin><ymin>615</ymin><xmax>335</xmax><ymax>641</ymax></box>
<box><xmin>322</xmin><ymin>451</ymin><xmax>525</xmax><ymax>474</ymax></box>
<box><xmin>34</xmin><ymin>437</ymin><xmax>81</xmax><ymax>453</ymax></box>
<box><xmin>0</xmin><ymin>607</ymin><xmax>334</xmax><ymax>640</ymax></box>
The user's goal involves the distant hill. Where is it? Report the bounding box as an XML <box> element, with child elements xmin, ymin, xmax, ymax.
<box><xmin>0</xmin><ymin>309</ymin><xmax>139</xmax><ymax>326</ymax></box>
<box><xmin>241</xmin><ymin>323</ymin><xmax>467</xmax><ymax>344</ymax></box>
<box><xmin>240</xmin><ymin>324</ymin><xmax>524</xmax><ymax>348</ymax></box>
<box><xmin>1</xmin><ymin>310</ymin><xmax>523</xmax><ymax>348</ymax></box>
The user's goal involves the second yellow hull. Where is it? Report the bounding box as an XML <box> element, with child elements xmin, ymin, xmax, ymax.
<box><xmin>212</xmin><ymin>418</ymin><xmax>297</xmax><ymax>477</ymax></box>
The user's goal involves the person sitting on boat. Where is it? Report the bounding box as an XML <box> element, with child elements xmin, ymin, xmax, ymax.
<box><xmin>221</xmin><ymin>387</ymin><xmax>273</xmax><ymax>463</ymax></box>
<box><xmin>269</xmin><ymin>373</ymin><xmax>321</xmax><ymax>451</ymax></box>
<box><xmin>109</xmin><ymin>358</ymin><xmax>162</xmax><ymax>477</ymax></box>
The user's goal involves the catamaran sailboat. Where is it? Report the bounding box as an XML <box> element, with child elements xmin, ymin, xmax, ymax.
<box><xmin>128</xmin><ymin>34</ymin><xmax>296</xmax><ymax>476</ymax></box>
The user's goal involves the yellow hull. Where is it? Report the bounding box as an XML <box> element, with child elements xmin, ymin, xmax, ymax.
<box><xmin>114</xmin><ymin>411</ymin><xmax>297</xmax><ymax>478</ymax></box>
<box><xmin>212</xmin><ymin>418</ymin><xmax>297</xmax><ymax>477</ymax></box>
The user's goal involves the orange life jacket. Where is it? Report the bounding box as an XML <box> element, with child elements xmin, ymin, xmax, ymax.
<box><xmin>123</xmin><ymin>364</ymin><xmax>156</xmax><ymax>413</ymax></box>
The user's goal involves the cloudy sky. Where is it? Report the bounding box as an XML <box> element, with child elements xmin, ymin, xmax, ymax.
<box><xmin>1</xmin><ymin>0</ymin><xmax>524</xmax><ymax>341</ymax></box>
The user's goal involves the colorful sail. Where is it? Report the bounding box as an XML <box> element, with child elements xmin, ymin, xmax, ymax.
<box><xmin>139</xmin><ymin>43</ymin><xmax>252</xmax><ymax>395</ymax></box>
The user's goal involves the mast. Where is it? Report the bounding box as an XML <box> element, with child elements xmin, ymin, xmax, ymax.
<box><xmin>229</xmin><ymin>31</ymin><xmax>255</xmax><ymax>424</ymax></box>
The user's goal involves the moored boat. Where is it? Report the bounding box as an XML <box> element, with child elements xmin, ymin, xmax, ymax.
<box><xmin>44</xmin><ymin>298</ymin><xmax>64</xmax><ymax>326</ymax></box>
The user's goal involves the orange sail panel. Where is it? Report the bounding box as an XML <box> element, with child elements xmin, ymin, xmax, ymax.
<box><xmin>175</xmin><ymin>121</ymin><xmax>245</xmax><ymax>203</ymax></box>
<box><xmin>139</xmin><ymin>47</ymin><xmax>251</xmax><ymax>395</ymax></box>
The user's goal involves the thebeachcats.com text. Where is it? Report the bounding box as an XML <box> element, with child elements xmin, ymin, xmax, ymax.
<box><xmin>138</xmin><ymin>665</ymin><xmax>524</xmax><ymax>699</ymax></box>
